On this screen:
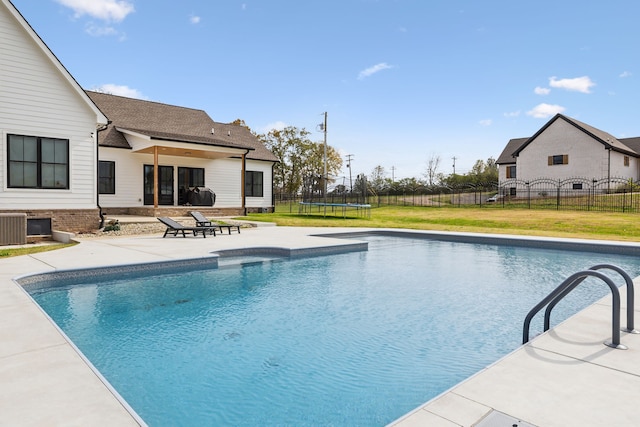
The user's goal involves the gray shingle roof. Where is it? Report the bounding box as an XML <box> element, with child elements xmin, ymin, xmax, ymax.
<box><xmin>87</xmin><ymin>91</ymin><xmax>278</xmax><ymax>162</ymax></box>
<box><xmin>496</xmin><ymin>137</ymin><xmax>527</xmax><ymax>164</ymax></box>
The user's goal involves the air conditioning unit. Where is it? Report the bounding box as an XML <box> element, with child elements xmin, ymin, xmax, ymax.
<box><xmin>0</xmin><ymin>213</ymin><xmax>27</xmax><ymax>245</ymax></box>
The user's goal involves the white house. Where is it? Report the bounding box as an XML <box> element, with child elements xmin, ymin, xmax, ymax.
<box><xmin>497</xmin><ymin>114</ymin><xmax>640</xmax><ymax>189</ymax></box>
<box><xmin>1</xmin><ymin>0</ymin><xmax>277</xmax><ymax>236</ymax></box>
<box><xmin>0</xmin><ymin>0</ymin><xmax>109</xmax><ymax>234</ymax></box>
<box><xmin>87</xmin><ymin>91</ymin><xmax>278</xmax><ymax>219</ymax></box>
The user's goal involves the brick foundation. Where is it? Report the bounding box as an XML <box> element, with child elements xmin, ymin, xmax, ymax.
<box><xmin>0</xmin><ymin>209</ymin><xmax>101</xmax><ymax>234</ymax></box>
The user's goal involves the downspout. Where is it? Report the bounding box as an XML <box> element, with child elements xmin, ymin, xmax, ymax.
<box><xmin>271</xmin><ymin>162</ymin><xmax>276</xmax><ymax>211</ymax></box>
<box><xmin>241</xmin><ymin>150</ymin><xmax>248</xmax><ymax>214</ymax></box>
<box><xmin>95</xmin><ymin>121</ymin><xmax>111</xmax><ymax>229</ymax></box>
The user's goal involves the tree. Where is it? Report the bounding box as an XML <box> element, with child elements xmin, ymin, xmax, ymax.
<box><xmin>396</xmin><ymin>177</ymin><xmax>425</xmax><ymax>193</ymax></box>
<box><xmin>424</xmin><ymin>153</ymin><xmax>441</xmax><ymax>186</ymax></box>
<box><xmin>468</xmin><ymin>157</ymin><xmax>498</xmax><ymax>185</ymax></box>
<box><xmin>484</xmin><ymin>157</ymin><xmax>498</xmax><ymax>183</ymax></box>
<box><xmin>299</xmin><ymin>141</ymin><xmax>343</xmax><ymax>197</ymax></box>
<box><xmin>353</xmin><ymin>173</ymin><xmax>368</xmax><ymax>197</ymax></box>
<box><xmin>230</xmin><ymin>118</ymin><xmax>251</xmax><ymax>131</ymax></box>
<box><xmin>258</xmin><ymin>126</ymin><xmax>342</xmax><ymax>196</ymax></box>
<box><xmin>368</xmin><ymin>165</ymin><xmax>387</xmax><ymax>194</ymax></box>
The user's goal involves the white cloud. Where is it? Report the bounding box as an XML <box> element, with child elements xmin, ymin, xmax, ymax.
<box><xmin>504</xmin><ymin>111</ymin><xmax>521</xmax><ymax>118</ymax></box>
<box><xmin>478</xmin><ymin>119</ymin><xmax>492</xmax><ymax>126</ymax></box>
<box><xmin>190</xmin><ymin>15</ymin><xmax>201</xmax><ymax>24</ymax></box>
<box><xmin>526</xmin><ymin>103</ymin><xmax>565</xmax><ymax>119</ymax></box>
<box><xmin>85</xmin><ymin>23</ymin><xmax>118</xmax><ymax>37</ymax></box>
<box><xmin>263</xmin><ymin>121</ymin><xmax>287</xmax><ymax>133</ymax></box>
<box><xmin>534</xmin><ymin>86</ymin><xmax>550</xmax><ymax>95</ymax></box>
<box><xmin>358</xmin><ymin>63</ymin><xmax>394</xmax><ymax>80</ymax></box>
<box><xmin>56</xmin><ymin>0</ymin><xmax>134</xmax><ymax>22</ymax></box>
<box><xmin>548</xmin><ymin>76</ymin><xmax>595</xmax><ymax>93</ymax></box>
<box><xmin>620</xmin><ymin>71</ymin><xmax>632</xmax><ymax>78</ymax></box>
<box><xmin>93</xmin><ymin>84</ymin><xmax>146</xmax><ymax>99</ymax></box>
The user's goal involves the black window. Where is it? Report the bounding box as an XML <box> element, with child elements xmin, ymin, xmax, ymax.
<box><xmin>178</xmin><ymin>167</ymin><xmax>205</xmax><ymax>188</ymax></box>
<box><xmin>8</xmin><ymin>134</ymin><xmax>69</xmax><ymax>189</ymax></box>
<box><xmin>245</xmin><ymin>171</ymin><xmax>263</xmax><ymax>197</ymax></box>
<box><xmin>572</xmin><ymin>183</ymin><xmax>583</xmax><ymax>190</ymax></box>
<box><xmin>98</xmin><ymin>161</ymin><xmax>115</xmax><ymax>194</ymax></box>
<box><xmin>549</xmin><ymin>154</ymin><xmax>568</xmax><ymax>165</ymax></box>
<box><xmin>506</xmin><ymin>165</ymin><xmax>516</xmax><ymax>179</ymax></box>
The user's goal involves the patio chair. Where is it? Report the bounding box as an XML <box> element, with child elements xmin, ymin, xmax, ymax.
<box><xmin>157</xmin><ymin>217</ymin><xmax>216</xmax><ymax>238</ymax></box>
<box><xmin>189</xmin><ymin>211</ymin><xmax>241</xmax><ymax>235</ymax></box>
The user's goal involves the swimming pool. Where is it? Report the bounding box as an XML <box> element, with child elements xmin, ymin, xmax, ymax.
<box><xmin>24</xmin><ymin>234</ymin><xmax>640</xmax><ymax>426</ymax></box>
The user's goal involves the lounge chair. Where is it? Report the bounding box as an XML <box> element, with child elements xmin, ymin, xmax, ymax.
<box><xmin>157</xmin><ymin>217</ymin><xmax>216</xmax><ymax>238</ymax></box>
<box><xmin>189</xmin><ymin>211</ymin><xmax>241</xmax><ymax>235</ymax></box>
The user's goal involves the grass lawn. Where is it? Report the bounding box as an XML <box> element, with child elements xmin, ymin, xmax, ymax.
<box><xmin>3</xmin><ymin>206</ymin><xmax>639</xmax><ymax>258</ymax></box>
<box><xmin>0</xmin><ymin>242</ymin><xmax>77</xmax><ymax>258</ymax></box>
<box><xmin>246</xmin><ymin>205</ymin><xmax>640</xmax><ymax>242</ymax></box>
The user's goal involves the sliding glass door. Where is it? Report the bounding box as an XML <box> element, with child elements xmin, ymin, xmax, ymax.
<box><xmin>144</xmin><ymin>165</ymin><xmax>174</xmax><ymax>205</ymax></box>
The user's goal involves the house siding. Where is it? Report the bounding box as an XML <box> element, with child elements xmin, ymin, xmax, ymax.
<box><xmin>498</xmin><ymin>163</ymin><xmax>515</xmax><ymax>182</ymax></box>
<box><xmin>0</xmin><ymin>4</ymin><xmax>98</xmax><ymax>211</ymax></box>
<box><xmin>209</xmin><ymin>158</ymin><xmax>242</xmax><ymax>207</ymax></box>
<box><xmin>514</xmin><ymin>120</ymin><xmax>634</xmax><ymax>182</ymax></box>
<box><xmin>245</xmin><ymin>160</ymin><xmax>273</xmax><ymax>209</ymax></box>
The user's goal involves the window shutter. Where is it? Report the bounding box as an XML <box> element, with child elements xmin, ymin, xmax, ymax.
<box><xmin>506</xmin><ymin>167</ymin><xmax>511</xmax><ymax>178</ymax></box>
<box><xmin>563</xmin><ymin>155</ymin><xmax>569</xmax><ymax>164</ymax></box>
<box><xmin>548</xmin><ymin>156</ymin><xmax>553</xmax><ymax>166</ymax></box>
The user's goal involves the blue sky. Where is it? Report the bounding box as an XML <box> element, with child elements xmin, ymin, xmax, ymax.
<box><xmin>11</xmin><ymin>0</ymin><xmax>640</xmax><ymax>181</ymax></box>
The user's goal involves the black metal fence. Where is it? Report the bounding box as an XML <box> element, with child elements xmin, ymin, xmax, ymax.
<box><xmin>496</xmin><ymin>177</ymin><xmax>640</xmax><ymax>213</ymax></box>
<box><xmin>275</xmin><ymin>176</ymin><xmax>640</xmax><ymax>214</ymax></box>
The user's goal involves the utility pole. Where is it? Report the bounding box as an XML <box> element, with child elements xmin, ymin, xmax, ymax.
<box><xmin>323</xmin><ymin>112</ymin><xmax>327</xmax><ymax>204</ymax></box>
<box><xmin>452</xmin><ymin>156</ymin><xmax>457</xmax><ymax>175</ymax></box>
<box><xmin>346</xmin><ymin>154</ymin><xmax>354</xmax><ymax>192</ymax></box>
<box><xmin>391</xmin><ymin>166</ymin><xmax>396</xmax><ymax>182</ymax></box>
<box><xmin>318</xmin><ymin>112</ymin><xmax>328</xmax><ymax>206</ymax></box>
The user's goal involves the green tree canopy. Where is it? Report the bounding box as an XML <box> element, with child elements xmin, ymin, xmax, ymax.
<box><xmin>258</xmin><ymin>126</ymin><xmax>342</xmax><ymax>195</ymax></box>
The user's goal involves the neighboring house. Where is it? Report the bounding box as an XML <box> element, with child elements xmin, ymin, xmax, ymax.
<box><xmin>497</xmin><ymin>114</ymin><xmax>640</xmax><ymax>192</ymax></box>
<box><xmin>0</xmin><ymin>0</ymin><xmax>109</xmax><ymax>234</ymax></box>
<box><xmin>87</xmin><ymin>91</ymin><xmax>278</xmax><ymax>218</ymax></box>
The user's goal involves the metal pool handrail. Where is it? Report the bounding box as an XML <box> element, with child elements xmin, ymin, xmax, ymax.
<box><xmin>522</xmin><ymin>268</ymin><xmax>628</xmax><ymax>350</ymax></box>
<box><xmin>543</xmin><ymin>264</ymin><xmax>637</xmax><ymax>335</ymax></box>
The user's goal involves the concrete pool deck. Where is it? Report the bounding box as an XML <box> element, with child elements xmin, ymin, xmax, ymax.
<box><xmin>2</xmin><ymin>224</ymin><xmax>640</xmax><ymax>426</ymax></box>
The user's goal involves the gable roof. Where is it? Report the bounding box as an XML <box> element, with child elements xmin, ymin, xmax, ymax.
<box><xmin>2</xmin><ymin>0</ymin><xmax>107</xmax><ymax>126</ymax></box>
<box><xmin>87</xmin><ymin>91</ymin><xmax>278</xmax><ymax>162</ymax></box>
<box><xmin>511</xmin><ymin>114</ymin><xmax>637</xmax><ymax>158</ymax></box>
<box><xmin>496</xmin><ymin>137</ymin><xmax>527</xmax><ymax>165</ymax></box>
<box><xmin>619</xmin><ymin>137</ymin><xmax>640</xmax><ymax>154</ymax></box>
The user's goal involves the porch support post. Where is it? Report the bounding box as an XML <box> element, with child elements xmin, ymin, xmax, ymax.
<box><xmin>154</xmin><ymin>145</ymin><xmax>159</xmax><ymax>208</ymax></box>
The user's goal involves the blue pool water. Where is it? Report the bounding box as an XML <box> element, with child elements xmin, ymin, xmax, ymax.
<box><xmin>28</xmin><ymin>235</ymin><xmax>640</xmax><ymax>426</ymax></box>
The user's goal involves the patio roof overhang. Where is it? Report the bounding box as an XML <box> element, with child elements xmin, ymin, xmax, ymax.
<box><xmin>116</xmin><ymin>128</ymin><xmax>251</xmax><ymax>208</ymax></box>
<box><xmin>118</xmin><ymin>127</ymin><xmax>252</xmax><ymax>160</ymax></box>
